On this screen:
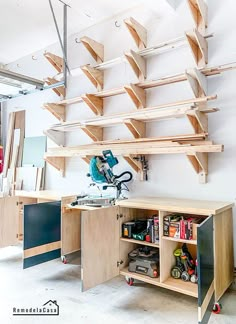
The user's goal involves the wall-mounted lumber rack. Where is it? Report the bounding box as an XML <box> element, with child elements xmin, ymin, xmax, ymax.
<box><xmin>44</xmin><ymin>134</ymin><xmax>223</xmax><ymax>183</ymax></box>
<box><xmin>45</xmin><ymin>95</ymin><xmax>217</xmax><ymax>145</ymax></box>
<box><xmin>43</xmin><ymin>62</ymin><xmax>235</xmax><ymax>120</ymax></box>
<box><xmin>79</xmin><ymin>29</ymin><xmax>211</xmax><ymax>88</ymax></box>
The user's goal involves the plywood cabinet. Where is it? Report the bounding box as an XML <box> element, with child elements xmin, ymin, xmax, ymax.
<box><xmin>79</xmin><ymin>197</ymin><xmax>233</xmax><ymax>324</ymax></box>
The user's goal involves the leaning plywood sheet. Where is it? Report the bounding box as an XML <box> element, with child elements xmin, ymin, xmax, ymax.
<box><xmin>22</xmin><ymin>136</ymin><xmax>47</xmax><ymax>168</ymax></box>
<box><xmin>16</xmin><ymin>167</ymin><xmax>38</xmax><ymax>191</ymax></box>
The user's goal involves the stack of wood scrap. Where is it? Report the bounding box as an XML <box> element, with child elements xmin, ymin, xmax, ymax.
<box><xmin>0</xmin><ymin>110</ymin><xmax>46</xmax><ymax>196</ymax></box>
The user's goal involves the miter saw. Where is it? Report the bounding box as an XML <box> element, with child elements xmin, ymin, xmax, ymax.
<box><xmin>87</xmin><ymin>150</ymin><xmax>133</xmax><ymax>198</ymax></box>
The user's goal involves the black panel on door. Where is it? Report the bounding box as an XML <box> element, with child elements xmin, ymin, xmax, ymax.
<box><xmin>197</xmin><ymin>215</ymin><xmax>214</xmax><ymax>324</ymax></box>
<box><xmin>23</xmin><ymin>201</ymin><xmax>61</xmax><ymax>269</ymax></box>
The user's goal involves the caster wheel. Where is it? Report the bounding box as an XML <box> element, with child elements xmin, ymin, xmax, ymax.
<box><xmin>125</xmin><ymin>277</ymin><xmax>134</xmax><ymax>286</ymax></box>
<box><xmin>61</xmin><ymin>256</ymin><xmax>67</xmax><ymax>264</ymax></box>
<box><xmin>213</xmin><ymin>302</ymin><xmax>222</xmax><ymax>314</ymax></box>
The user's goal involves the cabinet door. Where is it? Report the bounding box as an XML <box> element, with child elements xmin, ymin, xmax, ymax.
<box><xmin>197</xmin><ymin>215</ymin><xmax>214</xmax><ymax>324</ymax></box>
<box><xmin>81</xmin><ymin>206</ymin><xmax>120</xmax><ymax>291</ymax></box>
<box><xmin>0</xmin><ymin>197</ymin><xmax>19</xmax><ymax>248</ymax></box>
<box><xmin>23</xmin><ymin>201</ymin><xmax>61</xmax><ymax>269</ymax></box>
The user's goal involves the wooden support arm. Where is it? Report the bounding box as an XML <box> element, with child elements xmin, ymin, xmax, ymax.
<box><xmin>123</xmin><ymin>155</ymin><xmax>147</xmax><ymax>181</ymax></box>
<box><xmin>81</xmin><ymin>94</ymin><xmax>103</xmax><ymax>115</ymax></box>
<box><xmin>185</xmin><ymin>29</ymin><xmax>208</xmax><ymax>68</ymax></box>
<box><xmin>187</xmin><ymin>110</ymin><xmax>208</xmax><ymax>134</ymax></box>
<box><xmin>124</xmin><ymin>17</ymin><xmax>147</xmax><ymax>50</ymax></box>
<box><xmin>187</xmin><ymin>0</ymin><xmax>208</xmax><ymax>34</ymax></box>
<box><xmin>124</xmin><ymin>83</ymin><xmax>146</xmax><ymax>109</ymax></box>
<box><xmin>81</xmin><ymin>126</ymin><xmax>103</xmax><ymax>142</ymax></box>
<box><xmin>44</xmin><ymin>129</ymin><xmax>65</xmax><ymax>146</ymax></box>
<box><xmin>185</xmin><ymin>68</ymin><xmax>207</xmax><ymax>97</ymax></box>
<box><xmin>45</xmin><ymin>77</ymin><xmax>65</xmax><ymax>97</ymax></box>
<box><xmin>125</xmin><ymin>50</ymin><xmax>146</xmax><ymax>81</ymax></box>
<box><xmin>81</xmin><ymin>64</ymin><xmax>104</xmax><ymax>91</ymax></box>
<box><xmin>81</xmin><ymin>156</ymin><xmax>93</xmax><ymax>164</ymax></box>
<box><xmin>45</xmin><ymin>156</ymin><xmax>65</xmax><ymax>177</ymax></box>
<box><xmin>187</xmin><ymin>152</ymin><xmax>208</xmax><ymax>183</ymax></box>
<box><xmin>80</xmin><ymin>36</ymin><xmax>104</xmax><ymax>63</ymax></box>
<box><xmin>44</xmin><ymin>52</ymin><xmax>63</xmax><ymax>73</ymax></box>
<box><xmin>124</xmin><ymin>119</ymin><xmax>146</xmax><ymax>138</ymax></box>
<box><xmin>43</xmin><ymin>103</ymin><xmax>66</xmax><ymax>122</ymax></box>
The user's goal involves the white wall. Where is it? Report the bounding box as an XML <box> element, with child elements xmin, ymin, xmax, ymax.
<box><xmin>3</xmin><ymin>0</ymin><xmax>236</xmax><ymax>263</ymax></box>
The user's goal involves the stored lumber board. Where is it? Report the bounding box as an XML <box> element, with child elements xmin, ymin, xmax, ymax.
<box><xmin>124</xmin><ymin>17</ymin><xmax>147</xmax><ymax>50</ymax></box>
<box><xmin>45</xmin><ymin>141</ymin><xmax>223</xmax><ymax>158</ymax></box>
<box><xmin>80</xmin><ymin>36</ymin><xmax>104</xmax><ymax>63</ymax></box>
<box><xmin>52</xmin><ymin>62</ymin><xmax>235</xmax><ymax>107</ymax></box>
<box><xmin>3</xmin><ymin>112</ymin><xmax>16</xmax><ymax>177</ymax></box>
<box><xmin>47</xmin><ymin>96</ymin><xmax>216</xmax><ymax>132</ymax></box>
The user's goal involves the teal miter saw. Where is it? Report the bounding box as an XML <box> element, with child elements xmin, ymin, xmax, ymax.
<box><xmin>87</xmin><ymin>150</ymin><xmax>133</xmax><ymax>198</ymax></box>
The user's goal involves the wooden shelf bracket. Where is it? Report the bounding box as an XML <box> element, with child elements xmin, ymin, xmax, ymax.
<box><xmin>185</xmin><ymin>67</ymin><xmax>207</xmax><ymax>97</ymax></box>
<box><xmin>123</xmin><ymin>154</ymin><xmax>147</xmax><ymax>181</ymax></box>
<box><xmin>124</xmin><ymin>17</ymin><xmax>147</xmax><ymax>50</ymax></box>
<box><xmin>124</xmin><ymin>83</ymin><xmax>146</xmax><ymax>109</ymax></box>
<box><xmin>81</xmin><ymin>156</ymin><xmax>93</xmax><ymax>164</ymax></box>
<box><xmin>124</xmin><ymin>119</ymin><xmax>146</xmax><ymax>138</ymax></box>
<box><xmin>125</xmin><ymin>50</ymin><xmax>146</xmax><ymax>81</ymax></box>
<box><xmin>45</xmin><ymin>77</ymin><xmax>65</xmax><ymax>97</ymax></box>
<box><xmin>81</xmin><ymin>94</ymin><xmax>103</xmax><ymax>115</ymax></box>
<box><xmin>81</xmin><ymin>126</ymin><xmax>103</xmax><ymax>142</ymax></box>
<box><xmin>187</xmin><ymin>110</ymin><xmax>208</xmax><ymax>134</ymax></box>
<box><xmin>44</xmin><ymin>129</ymin><xmax>65</xmax><ymax>146</ymax></box>
<box><xmin>81</xmin><ymin>64</ymin><xmax>104</xmax><ymax>91</ymax></box>
<box><xmin>80</xmin><ymin>36</ymin><xmax>104</xmax><ymax>63</ymax></box>
<box><xmin>185</xmin><ymin>29</ymin><xmax>208</xmax><ymax>68</ymax></box>
<box><xmin>186</xmin><ymin>152</ymin><xmax>208</xmax><ymax>183</ymax></box>
<box><xmin>187</xmin><ymin>0</ymin><xmax>208</xmax><ymax>34</ymax></box>
<box><xmin>44</xmin><ymin>52</ymin><xmax>63</xmax><ymax>73</ymax></box>
<box><xmin>43</xmin><ymin>103</ymin><xmax>66</xmax><ymax>122</ymax></box>
<box><xmin>45</xmin><ymin>156</ymin><xmax>65</xmax><ymax>177</ymax></box>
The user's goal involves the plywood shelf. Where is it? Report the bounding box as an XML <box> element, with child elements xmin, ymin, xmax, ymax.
<box><xmin>162</xmin><ymin>277</ymin><xmax>198</xmax><ymax>298</ymax></box>
<box><xmin>120</xmin><ymin>267</ymin><xmax>161</xmax><ymax>286</ymax></box>
<box><xmin>120</xmin><ymin>237</ymin><xmax>159</xmax><ymax>248</ymax></box>
<box><xmin>162</xmin><ymin>236</ymin><xmax>197</xmax><ymax>245</ymax></box>
<box><xmin>120</xmin><ymin>268</ymin><xmax>198</xmax><ymax>298</ymax></box>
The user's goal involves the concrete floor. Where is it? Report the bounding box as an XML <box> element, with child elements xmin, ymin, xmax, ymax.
<box><xmin>0</xmin><ymin>246</ymin><xmax>236</xmax><ymax>324</ymax></box>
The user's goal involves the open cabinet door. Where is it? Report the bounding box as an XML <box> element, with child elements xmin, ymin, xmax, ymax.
<box><xmin>197</xmin><ymin>215</ymin><xmax>214</xmax><ymax>324</ymax></box>
<box><xmin>0</xmin><ymin>197</ymin><xmax>19</xmax><ymax>248</ymax></box>
<box><xmin>23</xmin><ymin>201</ymin><xmax>61</xmax><ymax>269</ymax></box>
<box><xmin>81</xmin><ymin>206</ymin><xmax>120</xmax><ymax>291</ymax></box>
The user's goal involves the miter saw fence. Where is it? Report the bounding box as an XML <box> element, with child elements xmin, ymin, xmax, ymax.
<box><xmin>87</xmin><ymin>150</ymin><xmax>133</xmax><ymax>198</ymax></box>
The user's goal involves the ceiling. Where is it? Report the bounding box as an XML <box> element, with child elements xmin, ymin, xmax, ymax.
<box><xmin>0</xmin><ymin>0</ymin><xmax>147</xmax><ymax>65</ymax></box>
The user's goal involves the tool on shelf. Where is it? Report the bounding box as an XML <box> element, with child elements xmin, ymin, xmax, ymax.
<box><xmin>87</xmin><ymin>150</ymin><xmax>133</xmax><ymax>198</ymax></box>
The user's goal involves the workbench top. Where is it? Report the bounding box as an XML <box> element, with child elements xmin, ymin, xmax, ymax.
<box><xmin>15</xmin><ymin>190</ymin><xmax>77</xmax><ymax>201</ymax></box>
<box><xmin>116</xmin><ymin>197</ymin><xmax>234</xmax><ymax>215</ymax></box>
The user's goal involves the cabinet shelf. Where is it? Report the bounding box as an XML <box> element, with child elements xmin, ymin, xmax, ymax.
<box><xmin>120</xmin><ymin>268</ymin><xmax>198</xmax><ymax>298</ymax></box>
<box><xmin>162</xmin><ymin>236</ymin><xmax>197</xmax><ymax>245</ymax></box>
<box><xmin>120</xmin><ymin>267</ymin><xmax>161</xmax><ymax>286</ymax></box>
<box><xmin>120</xmin><ymin>237</ymin><xmax>159</xmax><ymax>248</ymax></box>
<box><xmin>162</xmin><ymin>277</ymin><xmax>198</xmax><ymax>298</ymax></box>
